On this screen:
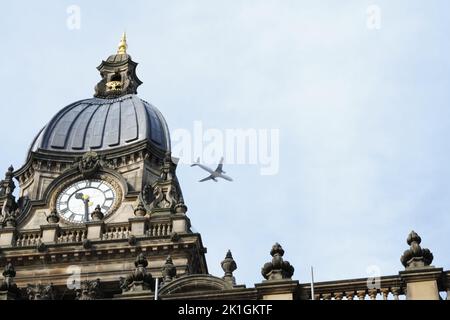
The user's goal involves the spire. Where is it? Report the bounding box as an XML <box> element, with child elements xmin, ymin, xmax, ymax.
<box><xmin>117</xmin><ymin>32</ymin><xmax>127</xmax><ymax>55</ymax></box>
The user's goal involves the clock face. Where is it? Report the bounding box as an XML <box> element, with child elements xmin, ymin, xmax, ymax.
<box><xmin>56</xmin><ymin>179</ymin><xmax>116</xmax><ymax>223</ymax></box>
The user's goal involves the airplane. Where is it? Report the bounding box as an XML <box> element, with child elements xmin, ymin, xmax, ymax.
<box><xmin>191</xmin><ymin>157</ymin><xmax>233</xmax><ymax>182</ymax></box>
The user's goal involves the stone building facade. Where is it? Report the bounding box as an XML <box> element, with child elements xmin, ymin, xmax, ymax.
<box><xmin>0</xmin><ymin>35</ymin><xmax>449</xmax><ymax>300</ymax></box>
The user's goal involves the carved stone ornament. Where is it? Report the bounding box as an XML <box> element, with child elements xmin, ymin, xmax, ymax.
<box><xmin>119</xmin><ymin>253</ymin><xmax>154</xmax><ymax>293</ymax></box>
<box><xmin>128</xmin><ymin>235</ymin><xmax>137</xmax><ymax>246</ymax></box>
<box><xmin>221</xmin><ymin>250</ymin><xmax>237</xmax><ymax>285</ymax></box>
<box><xmin>162</xmin><ymin>256</ymin><xmax>176</xmax><ymax>284</ymax></box>
<box><xmin>0</xmin><ymin>166</ymin><xmax>15</xmax><ymax>198</ymax></box>
<box><xmin>46</xmin><ymin>209</ymin><xmax>60</xmax><ymax>224</ymax></box>
<box><xmin>75</xmin><ymin>279</ymin><xmax>102</xmax><ymax>300</ymax></box>
<box><xmin>142</xmin><ymin>184</ymin><xmax>153</xmax><ymax>205</ymax></box>
<box><xmin>1</xmin><ymin>166</ymin><xmax>18</xmax><ymax>220</ymax></box>
<box><xmin>0</xmin><ymin>263</ymin><xmax>20</xmax><ymax>297</ymax></box>
<box><xmin>170</xmin><ymin>232</ymin><xmax>180</xmax><ymax>242</ymax></box>
<box><xmin>174</xmin><ymin>196</ymin><xmax>188</xmax><ymax>214</ymax></box>
<box><xmin>400</xmin><ymin>231</ymin><xmax>434</xmax><ymax>269</ymax></box>
<box><xmin>77</xmin><ymin>152</ymin><xmax>105</xmax><ymax>178</ymax></box>
<box><xmin>141</xmin><ymin>153</ymin><xmax>185</xmax><ymax>214</ymax></box>
<box><xmin>91</xmin><ymin>205</ymin><xmax>104</xmax><ymax>221</ymax></box>
<box><xmin>134</xmin><ymin>200</ymin><xmax>147</xmax><ymax>217</ymax></box>
<box><xmin>2</xmin><ymin>209</ymin><xmax>18</xmax><ymax>228</ymax></box>
<box><xmin>27</xmin><ymin>283</ymin><xmax>55</xmax><ymax>300</ymax></box>
<box><xmin>261</xmin><ymin>243</ymin><xmax>295</xmax><ymax>281</ymax></box>
<box><xmin>36</xmin><ymin>241</ymin><xmax>47</xmax><ymax>253</ymax></box>
<box><xmin>147</xmin><ymin>178</ymin><xmax>180</xmax><ymax>212</ymax></box>
<box><xmin>83</xmin><ymin>239</ymin><xmax>93</xmax><ymax>250</ymax></box>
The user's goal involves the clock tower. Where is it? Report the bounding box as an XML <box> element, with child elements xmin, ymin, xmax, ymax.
<box><xmin>0</xmin><ymin>34</ymin><xmax>209</xmax><ymax>299</ymax></box>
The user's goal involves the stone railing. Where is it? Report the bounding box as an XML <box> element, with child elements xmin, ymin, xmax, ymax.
<box><xmin>8</xmin><ymin>219</ymin><xmax>175</xmax><ymax>247</ymax></box>
<box><xmin>301</xmin><ymin>275</ymin><xmax>406</xmax><ymax>300</ymax></box>
<box><xmin>15</xmin><ymin>230</ymin><xmax>42</xmax><ymax>247</ymax></box>
<box><xmin>56</xmin><ymin>227</ymin><xmax>87</xmax><ymax>244</ymax></box>
<box><xmin>146</xmin><ymin>221</ymin><xmax>172</xmax><ymax>237</ymax></box>
<box><xmin>101</xmin><ymin>223</ymin><xmax>131</xmax><ymax>240</ymax></box>
<box><xmin>444</xmin><ymin>270</ymin><xmax>450</xmax><ymax>299</ymax></box>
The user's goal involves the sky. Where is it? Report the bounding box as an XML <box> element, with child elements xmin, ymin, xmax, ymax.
<box><xmin>0</xmin><ymin>0</ymin><xmax>449</xmax><ymax>288</ymax></box>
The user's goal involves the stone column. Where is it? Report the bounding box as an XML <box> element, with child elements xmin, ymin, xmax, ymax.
<box><xmin>172</xmin><ymin>214</ymin><xmax>190</xmax><ymax>234</ymax></box>
<box><xmin>399</xmin><ymin>231</ymin><xmax>442</xmax><ymax>300</ymax></box>
<box><xmin>257</xmin><ymin>243</ymin><xmax>297</xmax><ymax>300</ymax></box>
<box><xmin>86</xmin><ymin>221</ymin><xmax>104</xmax><ymax>240</ymax></box>
<box><xmin>0</xmin><ymin>227</ymin><xmax>16</xmax><ymax>247</ymax></box>
<box><xmin>256</xmin><ymin>280</ymin><xmax>299</xmax><ymax>300</ymax></box>
<box><xmin>130</xmin><ymin>217</ymin><xmax>148</xmax><ymax>236</ymax></box>
<box><xmin>41</xmin><ymin>224</ymin><xmax>60</xmax><ymax>243</ymax></box>
<box><xmin>400</xmin><ymin>267</ymin><xmax>443</xmax><ymax>300</ymax></box>
<box><xmin>87</xmin><ymin>205</ymin><xmax>105</xmax><ymax>240</ymax></box>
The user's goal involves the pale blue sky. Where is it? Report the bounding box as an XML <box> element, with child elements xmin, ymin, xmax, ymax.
<box><xmin>0</xmin><ymin>1</ymin><xmax>449</xmax><ymax>286</ymax></box>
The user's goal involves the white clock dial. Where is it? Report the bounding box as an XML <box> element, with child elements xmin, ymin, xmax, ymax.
<box><xmin>56</xmin><ymin>179</ymin><xmax>116</xmax><ymax>223</ymax></box>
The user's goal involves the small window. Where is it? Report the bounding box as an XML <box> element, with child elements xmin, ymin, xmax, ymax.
<box><xmin>111</xmin><ymin>73</ymin><xmax>122</xmax><ymax>82</ymax></box>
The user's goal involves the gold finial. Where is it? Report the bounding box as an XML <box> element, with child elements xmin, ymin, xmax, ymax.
<box><xmin>117</xmin><ymin>32</ymin><xmax>127</xmax><ymax>55</ymax></box>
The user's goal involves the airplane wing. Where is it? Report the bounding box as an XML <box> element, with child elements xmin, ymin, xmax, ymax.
<box><xmin>199</xmin><ymin>175</ymin><xmax>214</xmax><ymax>182</ymax></box>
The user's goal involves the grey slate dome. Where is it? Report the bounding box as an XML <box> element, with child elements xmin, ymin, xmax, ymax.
<box><xmin>30</xmin><ymin>35</ymin><xmax>171</xmax><ymax>155</ymax></box>
<box><xmin>30</xmin><ymin>94</ymin><xmax>170</xmax><ymax>154</ymax></box>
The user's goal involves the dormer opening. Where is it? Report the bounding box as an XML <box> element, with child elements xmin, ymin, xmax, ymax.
<box><xmin>111</xmin><ymin>73</ymin><xmax>122</xmax><ymax>82</ymax></box>
<box><xmin>93</xmin><ymin>34</ymin><xmax>142</xmax><ymax>99</ymax></box>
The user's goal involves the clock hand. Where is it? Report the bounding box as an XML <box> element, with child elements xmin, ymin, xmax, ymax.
<box><xmin>75</xmin><ymin>192</ymin><xmax>90</xmax><ymax>221</ymax></box>
<box><xmin>75</xmin><ymin>193</ymin><xmax>84</xmax><ymax>200</ymax></box>
<box><xmin>82</xmin><ymin>195</ymin><xmax>90</xmax><ymax>222</ymax></box>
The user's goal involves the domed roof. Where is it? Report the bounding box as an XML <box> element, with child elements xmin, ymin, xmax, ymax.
<box><xmin>30</xmin><ymin>94</ymin><xmax>170</xmax><ymax>154</ymax></box>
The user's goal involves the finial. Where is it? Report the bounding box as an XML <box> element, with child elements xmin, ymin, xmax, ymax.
<box><xmin>400</xmin><ymin>231</ymin><xmax>434</xmax><ymax>269</ymax></box>
<box><xmin>117</xmin><ymin>32</ymin><xmax>127</xmax><ymax>55</ymax></box>
<box><xmin>119</xmin><ymin>253</ymin><xmax>154</xmax><ymax>293</ymax></box>
<box><xmin>0</xmin><ymin>262</ymin><xmax>19</xmax><ymax>296</ymax></box>
<box><xmin>261</xmin><ymin>243</ymin><xmax>295</xmax><ymax>281</ymax></box>
<box><xmin>47</xmin><ymin>209</ymin><xmax>60</xmax><ymax>224</ymax></box>
<box><xmin>134</xmin><ymin>200</ymin><xmax>147</xmax><ymax>217</ymax></box>
<box><xmin>162</xmin><ymin>255</ymin><xmax>176</xmax><ymax>284</ymax></box>
<box><xmin>221</xmin><ymin>250</ymin><xmax>237</xmax><ymax>285</ymax></box>
<box><xmin>91</xmin><ymin>205</ymin><xmax>104</xmax><ymax>221</ymax></box>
